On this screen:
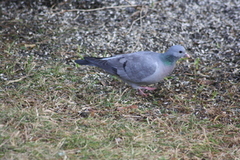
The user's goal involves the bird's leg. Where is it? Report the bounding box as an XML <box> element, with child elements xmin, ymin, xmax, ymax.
<box><xmin>138</xmin><ymin>86</ymin><xmax>157</xmax><ymax>96</ymax></box>
<box><xmin>141</xmin><ymin>86</ymin><xmax>157</xmax><ymax>91</ymax></box>
<box><xmin>138</xmin><ymin>88</ymin><xmax>148</xmax><ymax>97</ymax></box>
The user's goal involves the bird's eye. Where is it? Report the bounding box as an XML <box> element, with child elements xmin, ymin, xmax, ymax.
<box><xmin>179</xmin><ymin>51</ymin><xmax>183</xmax><ymax>53</ymax></box>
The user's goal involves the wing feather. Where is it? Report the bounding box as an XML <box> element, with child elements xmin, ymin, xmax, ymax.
<box><xmin>106</xmin><ymin>52</ymin><xmax>158</xmax><ymax>83</ymax></box>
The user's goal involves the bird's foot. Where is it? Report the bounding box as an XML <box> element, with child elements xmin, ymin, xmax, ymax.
<box><xmin>138</xmin><ymin>87</ymin><xmax>157</xmax><ymax>97</ymax></box>
<box><xmin>140</xmin><ymin>86</ymin><xmax>157</xmax><ymax>91</ymax></box>
<box><xmin>138</xmin><ymin>89</ymin><xmax>148</xmax><ymax>97</ymax></box>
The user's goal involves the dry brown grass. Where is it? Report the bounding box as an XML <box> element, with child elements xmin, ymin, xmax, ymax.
<box><xmin>0</xmin><ymin>53</ymin><xmax>239</xmax><ymax>159</ymax></box>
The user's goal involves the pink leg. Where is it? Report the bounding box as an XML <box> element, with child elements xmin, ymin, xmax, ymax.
<box><xmin>139</xmin><ymin>86</ymin><xmax>157</xmax><ymax>91</ymax></box>
<box><xmin>138</xmin><ymin>89</ymin><xmax>148</xmax><ymax>97</ymax></box>
<box><xmin>138</xmin><ymin>86</ymin><xmax>157</xmax><ymax>97</ymax></box>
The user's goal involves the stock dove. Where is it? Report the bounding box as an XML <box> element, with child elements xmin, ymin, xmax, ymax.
<box><xmin>75</xmin><ymin>45</ymin><xmax>190</xmax><ymax>96</ymax></box>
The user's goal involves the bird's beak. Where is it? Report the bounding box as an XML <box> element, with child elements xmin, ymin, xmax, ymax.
<box><xmin>185</xmin><ymin>53</ymin><xmax>190</xmax><ymax>58</ymax></box>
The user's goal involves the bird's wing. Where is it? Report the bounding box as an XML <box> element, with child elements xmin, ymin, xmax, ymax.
<box><xmin>105</xmin><ymin>51</ymin><xmax>158</xmax><ymax>83</ymax></box>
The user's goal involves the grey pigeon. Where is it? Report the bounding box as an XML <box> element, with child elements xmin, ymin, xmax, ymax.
<box><xmin>75</xmin><ymin>45</ymin><xmax>190</xmax><ymax>96</ymax></box>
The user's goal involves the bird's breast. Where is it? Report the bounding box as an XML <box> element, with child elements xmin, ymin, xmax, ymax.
<box><xmin>141</xmin><ymin>63</ymin><xmax>175</xmax><ymax>84</ymax></box>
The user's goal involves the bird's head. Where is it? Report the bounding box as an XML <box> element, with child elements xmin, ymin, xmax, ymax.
<box><xmin>166</xmin><ymin>45</ymin><xmax>190</xmax><ymax>59</ymax></box>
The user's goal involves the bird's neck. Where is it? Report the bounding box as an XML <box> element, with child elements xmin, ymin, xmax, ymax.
<box><xmin>162</xmin><ymin>55</ymin><xmax>177</xmax><ymax>66</ymax></box>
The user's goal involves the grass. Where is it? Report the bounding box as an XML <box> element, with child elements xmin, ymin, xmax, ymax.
<box><xmin>0</xmin><ymin>45</ymin><xmax>239</xmax><ymax>160</ymax></box>
<box><xmin>1</xmin><ymin>0</ymin><xmax>239</xmax><ymax>158</ymax></box>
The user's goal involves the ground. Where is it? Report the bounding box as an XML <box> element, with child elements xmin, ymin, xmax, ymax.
<box><xmin>0</xmin><ymin>0</ymin><xmax>239</xmax><ymax>159</ymax></box>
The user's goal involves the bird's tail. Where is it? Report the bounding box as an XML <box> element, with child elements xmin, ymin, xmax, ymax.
<box><xmin>75</xmin><ymin>59</ymin><xmax>91</xmax><ymax>65</ymax></box>
<box><xmin>75</xmin><ymin>57</ymin><xmax>104</xmax><ymax>66</ymax></box>
<box><xmin>75</xmin><ymin>57</ymin><xmax>117</xmax><ymax>75</ymax></box>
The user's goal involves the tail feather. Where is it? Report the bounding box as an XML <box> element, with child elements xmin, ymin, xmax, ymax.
<box><xmin>75</xmin><ymin>59</ymin><xmax>91</xmax><ymax>65</ymax></box>
<box><xmin>75</xmin><ymin>57</ymin><xmax>117</xmax><ymax>75</ymax></box>
<box><xmin>75</xmin><ymin>57</ymin><xmax>104</xmax><ymax>66</ymax></box>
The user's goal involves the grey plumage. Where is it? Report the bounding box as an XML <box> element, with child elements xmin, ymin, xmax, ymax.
<box><xmin>75</xmin><ymin>45</ymin><xmax>190</xmax><ymax>96</ymax></box>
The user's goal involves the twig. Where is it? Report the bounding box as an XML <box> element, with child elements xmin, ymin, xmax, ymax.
<box><xmin>126</xmin><ymin>6</ymin><xmax>148</xmax><ymax>51</ymax></box>
<box><xmin>6</xmin><ymin>75</ymin><xmax>31</xmax><ymax>85</ymax></box>
<box><xmin>56</xmin><ymin>5</ymin><xmax>140</xmax><ymax>14</ymax></box>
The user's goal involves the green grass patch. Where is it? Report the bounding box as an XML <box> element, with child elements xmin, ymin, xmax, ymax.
<box><xmin>0</xmin><ymin>42</ymin><xmax>239</xmax><ymax>159</ymax></box>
